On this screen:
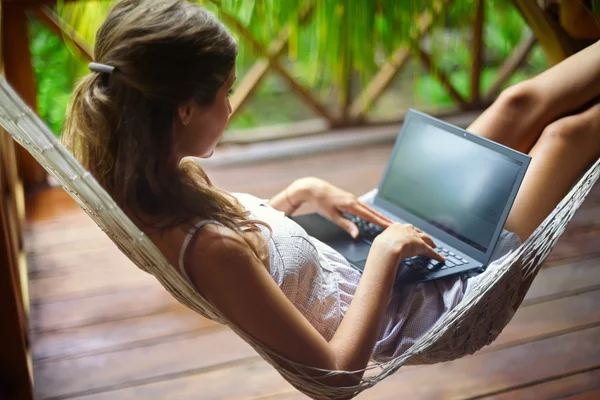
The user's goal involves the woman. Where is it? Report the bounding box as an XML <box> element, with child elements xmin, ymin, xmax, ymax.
<box><xmin>63</xmin><ymin>0</ymin><xmax>600</xmax><ymax>388</ymax></box>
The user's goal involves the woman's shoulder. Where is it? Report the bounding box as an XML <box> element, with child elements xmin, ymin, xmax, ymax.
<box><xmin>188</xmin><ymin>222</ymin><xmax>251</xmax><ymax>259</ymax></box>
<box><xmin>185</xmin><ymin>220</ymin><xmax>271</xmax><ymax>276</ymax></box>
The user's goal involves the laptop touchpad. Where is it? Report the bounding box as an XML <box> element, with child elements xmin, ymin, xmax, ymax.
<box><xmin>290</xmin><ymin>212</ymin><xmax>371</xmax><ymax>267</ymax></box>
<box><xmin>330</xmin><ymin>238</ymin><xmax>371</xmax><ymax>264</ymax></box>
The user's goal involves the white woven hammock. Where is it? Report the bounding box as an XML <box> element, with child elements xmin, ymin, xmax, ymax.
<box><xmin>1</xmin><ymin>77</ymin><xmax>599</xmax><ymax>399</ymax></box>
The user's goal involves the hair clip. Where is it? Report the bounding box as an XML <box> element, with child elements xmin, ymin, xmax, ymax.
<box><xmin>88</xmin><ymin>62</ymin><xmax>115</xmax><ymax>75</ymax></box>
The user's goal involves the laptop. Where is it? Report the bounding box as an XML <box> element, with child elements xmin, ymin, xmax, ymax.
<box><xmin>291</xmin><ymin>109</ymin><xmax>531</xmax><ymax>285</ymax></box>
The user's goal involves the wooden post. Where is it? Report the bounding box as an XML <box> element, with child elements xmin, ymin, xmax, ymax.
<box><xmin>470</xmin><ymin>0</ymin><xmax>484</xmax><ymax>104</ymax></box>
<box><xmin>33</xmin><ymin>6</ymin><xmax>93</xmax><ymax>62</ymax></box>
<box><xmin>2</xmin><ymin>2</ymin><xmax>47</xmax><ymax>189</ymax></box>
<box><xmin>510</xmin><ymin>0</ymin><xmax>572</xmax><ymax>65</ymax></box>
<box><xmin>485</xmin><ymin>34</ymin><xmax>536</xmax><ymax>101</ymax></box>
<box><xmin>230</xmin><ymin>2</ymin><xmax>314</xmax><ymax>116</ymax></box>
<box><xmin>348</xmin><ymin>0</ymin><xmax>452</xmax><ymax>121</ymax></box>
<box><xmin>417</xmin><ymin>47</ymin><xmax>468</xmax><ymax>108</ymax></box>
<box><xmin>0</xmin><ymin>166</ymin><xmax>33</xmax><ymax>400</ymax></box>
<box><xmin>218</xmin><ymin>9</ymin><xmax>337</xmax><ymax>125</ymax></box>
<box><xmin>0</xmin><ymin>2</ymin><xmax>34</xmax><ymax>399</ymax></box>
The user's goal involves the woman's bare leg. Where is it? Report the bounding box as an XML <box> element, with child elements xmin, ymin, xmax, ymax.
<box><xmin>463</xmin><ymin>41</ymin><xmax>600</xmax><ymax>240</ymax></box>
<box><xmin>468</xmin><ymin>40</ymin><xmax>600</xmax><ymax>153</ymax></box>
<box><xmin>504</xmin><ymin>99</ymin><xmax>600</xmax><ymax>240</ymax></box>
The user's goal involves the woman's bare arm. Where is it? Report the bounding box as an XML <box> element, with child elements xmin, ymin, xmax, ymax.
<box><xmin>267</xmin><ymin>177</ymin><xmax>314</xmax><ymax>216</ymax></box>
<box><xmin>267</xmin><ymin>178</ymin><xmax>392</xmax><ymax>237</ymax></box>
<box><xmin>184</xmin><ymin>223</ymin><xmax>441</xmax><ymax>390</ymax></box>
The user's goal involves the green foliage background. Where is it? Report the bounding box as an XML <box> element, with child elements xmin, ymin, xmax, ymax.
<box><xmin>29</xmin><ymin>0</ymin><xmax>548</xmax><ymax>137</ymax></box>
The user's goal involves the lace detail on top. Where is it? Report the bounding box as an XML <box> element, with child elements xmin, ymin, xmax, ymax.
<box><xmin>178</xmin><ymin>220</ymin><xmax>225</xmax><ymax>284</ymax></box>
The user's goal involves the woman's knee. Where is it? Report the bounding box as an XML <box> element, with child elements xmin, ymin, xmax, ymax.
<box><xmin>494</xmin><ymin>81</ymin><xmax>541</xmax><ymax>117</ymax></box>
<box><xmin>540</xmin><ymin>106</ymin><xmax>600</xmax><ymax>146</ymax></box>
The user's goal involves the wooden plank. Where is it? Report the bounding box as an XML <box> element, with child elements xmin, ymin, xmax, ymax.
<box><xmin>545</xmin><ymin>230</ymin><xmax>600</xmax><ymax>264</ymax></box>
<box><xmin>566</xmin><ymin>388</ymin><xmax>600</xmax><ymax>400</ymax></box>
<box><xmin>24</xmin><ymin>182</ymin><xmax>596</xmax><ymax>264</ymax></box>
<box><xmin>510</xmin><ymin>0</ymin><xmax>571</xmax><ymax>66</ymax></box>
<box><xmin>562</xmin><ymin>205</ymin><xmax>600</xmax><ymax>237</ymax></box>
<box><xmin>217</xmin><ymin>10</ymin><xmax>336</xmax><ymax>125</ymax></box>
<box><xmin>349</xmin><ymin>47</ymin><xmax>412</xmax><ymax>120</ymax></box>
<box><xmin>28</xmin><ymin>245</ymin><xmax>133</xmax><ymax>278</ymax></box>
<box><xmin>1</xmin><ymin>127</ymin><xmax>24</xmax><ymax>233</ymax></box>
<box><xmin>31</xmin><ymin>270</ymin><xmax>600</xmax><ymax>397</ymax></box>
<box><xmin>32</xmin><ymin>309</ymin><xmax>219</xmax><ymax>362</ymax></box>
<box><xmin>485</xmin><ymin>34</ymin><xmax>537</xmax><ymax>100</ymax></box>
<box><xmin>4</xmin><ymin>194</ymin><xmax>27</xmax><ymax>314</ymax></box>
<box><xmin>55</xmin><ymin>324</ymin><xmax>600</xmax><ymax>400</ymax></box>
<box><xmin>0</xmin><ymin>157</ymin><xmax>33</xmax><ymax>400</ymax></box>
<box><xmin>348</xmin><ymin>3</ymin><xmax>446</xmax><ymax>120</ymax></box>
<box><xmin>30</xmin><ymin>285</ymin><xmax>184</xmax><ymax>333</ymax></box>
<box><xmin>486</xmin><ymin>289</ymin><xmax>600</xmax><ymax>351</ymax></box>
<box><xmin>32</xmin><ymin>6</ymin><xmax>93</xmax><ymax>61</ymax></box>
<box><xmin>360</xmin><ymin>325</ymin><xmax>600</xmax><ymax>399</ymax></box>
<box><xmin>24</xmin><ymin>135</ymin><xmax>599</xmax><ymax>400</ymax></box>
<box><xmin>72</xmin><ymin>359</ymin><xmax>289</xmax><ymax>400</ymax></box>
<box><xmin>29</xmin><ymin>250</ymin><xmax>600</xmax><ymax>336</ymax></box>
<box><xmin>230</xmin><ymin>2</ymin><xmax>314</xmax><ymax>117</ymax></box>
<box><xmin>23</xmin><ymin>198</ymin><xmax>598</xmax><ymax>261</ymax></box>
<box><xmin>33</xmin><ymin>328</ymin><xmax>257</xmax><ymax>399</ymax></box>
<box><xmin>25</xmin><ymin>186</ymin><xmax>83</xmax><ymax>223</ymax></box>
<box><xmin>25</xmin><ymin>223</ymin><xmax>112</xmax><ymax>253</ymax></box>
<box><xmin>580</xmin><ymin>181</ymin><xmax>600</xmax><ymax>210</ymax></box>
<box><xmin>24</xmin><ymin>232</ymin><xmax>597</xmax><ymax>305</ymax></box>
<box><xmin>523</xmin><ymin>257</ymin><xmax>600</xmax><ymax>305</ymax></box>
<box><xmin>223</xmin><ymin>118</ymin><xmax>330</xmax><ymax>144</ymax></box>
<box><xmin>29</xmin><ymin>261</ymin><xmax>157</xmax><ymax>302</ymax></box>
<box><xmin>27</xmin><ymin>220</ymin><xmax>598</xmax><ymax>304</ymax></box>
<box><xmin>489</xmin><ymin>369</ymin><xmax>600</xmax><ymax>400</ymax></box>
<box><xmin>31</xmin><ymin>283</ymin><xmax>600</xmax><ymax>373</ymax></box>
<box><xmin>230</xmin><ymin>59</ymin><xmax>270</xmax><ymax>116</ymax></box>
<box><xmin>417</xmin><ymin>46</ymin><xmax>469</xmax><ymax>108</ymax></box>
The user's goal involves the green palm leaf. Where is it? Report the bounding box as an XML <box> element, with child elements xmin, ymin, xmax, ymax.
<box><xmin>592</xmin><ymin>0</ymin><xmax>600</xmax><ymax>25</ymax></box>
<box><xmin>34</xmin><ymin>0</ymin><xmax>541</xmax><ymax>133</ymax></box>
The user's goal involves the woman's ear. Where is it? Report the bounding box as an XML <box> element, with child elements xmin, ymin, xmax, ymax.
<box><xmin>177</xmin><ymin>101</ymin><xmax>194</xmax><ymax>126</ymax></box>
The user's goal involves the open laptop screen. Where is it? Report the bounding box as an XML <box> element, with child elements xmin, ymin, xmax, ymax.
<box><xmin>378</xmin><ymin>117</ymin><xmax>523</xmax><ymax>253</ymax></box>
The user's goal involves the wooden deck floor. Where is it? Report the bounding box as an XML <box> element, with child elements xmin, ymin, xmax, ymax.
<box><xmin>25</xmin><ymin>142</ymin><xmax>600</xmax><ymax>400</ymax></box>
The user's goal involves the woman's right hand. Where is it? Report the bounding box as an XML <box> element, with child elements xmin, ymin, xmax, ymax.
<box><xmin>371</xmin><ymin>223</ymin><xmax>445</xmax><ymax>266</ymax></box>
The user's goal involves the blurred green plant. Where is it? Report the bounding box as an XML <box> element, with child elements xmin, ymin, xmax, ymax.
<box><xmin>29</xmin><ymin>19</ymin><xmax>84</xmax><ymax>137</ymax></box>
<box><xmin>414</xmin><ymin>0</ymin><xmax>547</xmax><ymax>107</ymax></box>
<box><xmin>29</xmin><ymin>0</ymin><xmax>553</xmax><ymax>135</ymax></box>
<box><xmin>592</xmin><ymin>0</ymin><xmax>600</xmax><ymax>23</ymax></box>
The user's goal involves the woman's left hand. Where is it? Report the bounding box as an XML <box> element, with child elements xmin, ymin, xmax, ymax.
<box><xmin>291</xmin><ymin>177</ymin><xmax>394</xmax><ymax>239</ymax></box>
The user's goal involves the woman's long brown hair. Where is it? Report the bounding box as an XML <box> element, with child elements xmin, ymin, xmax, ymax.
<box><xmin>63</xmin><ymin>0</ymin><xmax>265</xmax><ymax>241</ymax></box>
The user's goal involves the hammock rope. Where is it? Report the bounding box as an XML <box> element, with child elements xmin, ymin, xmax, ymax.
<box><xmin>1</xmin><ymin>78</ymin><xmax>598</xmax><ymax>399</ymax></box>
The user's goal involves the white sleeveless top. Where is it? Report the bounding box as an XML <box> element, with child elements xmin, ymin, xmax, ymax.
<box><xmin>178</xmin><ymin>192</ymin><xmax>521</xmax><ymax>361</ymax></box>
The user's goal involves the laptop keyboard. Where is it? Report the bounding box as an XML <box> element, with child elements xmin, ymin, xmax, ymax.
<box><xmin>344</xmin><ymin>213</ymin><xmax>385</xmax><ymax>240</ymax></box>
<box><xmin>403</xmin><ymin>247</ymin><xmax>470</xmax><ymax>273</ymax></box>
<box><xmin>344</xmin><ymin>214</ymin><xmax>470</xmax><ymax>273</ymax></box>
